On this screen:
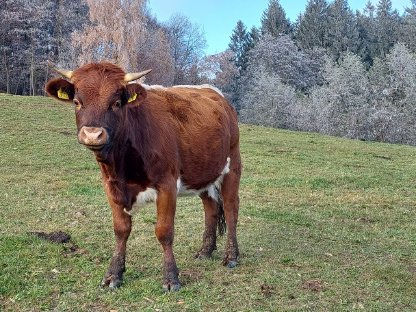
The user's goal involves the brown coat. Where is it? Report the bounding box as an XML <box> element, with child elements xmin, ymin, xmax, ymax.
<box><xmin>45</xmin><ymin>62</ymin><xmax>241</xmax><ymax>291</ymax></box>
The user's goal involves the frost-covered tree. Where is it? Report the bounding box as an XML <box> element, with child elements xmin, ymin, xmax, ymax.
<box><xmin>244</xmin><ymin>34</ymin><xmax>324</xmax><ymax>91</ymax></box>
<box><xmin>135</xmin><ymin>16</ymin><xmax>175</xmax><ymax>86</ymax></box>
<box><xmin>166</xmin><ymin>14</ymin><xmax>207</xmax><ymax>85</ymax></box>
<box><xmin>0</xmin><ymin>0</ymin><xmax>87</xmax><ymax>95</ymax></box>
<box><xmin>309</xmin><ymin>52</ymin><xmax>370</xmax><ymax>139</ymax></box>
<box><xmin>366</xmin><ymin>43</ymin><xmax>416</xmax><ymax>143</ymax></box>
<box><xmin>401</xmin><ymin>0</ymin><xmax>416</xmax><ymax>53</ymax></box>
<box><xmin>72</xmin><ymin>0</ymin><xmax>148</xmax><ymax>71</ymax></box>
<box><xmin>239</xmin><ymin>66</ymin><xmax>297</xmax><ymax>129</ymax></box>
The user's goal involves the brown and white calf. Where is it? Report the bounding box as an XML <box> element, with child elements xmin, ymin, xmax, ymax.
<box><xmin>45</xmin><ymin>62</ymin><xmax>241</xmax><ymax>291</ymax></box>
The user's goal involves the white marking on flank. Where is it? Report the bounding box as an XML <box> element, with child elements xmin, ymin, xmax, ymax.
<box><xmin>176</xmin><ymin>157</ymin><xmax>231</xmax><ymax>202</ymax></box>
<box><xmin>123</xmin><ymin>188</ymin><xmax>157</xmax><ymax>216</ymax></box>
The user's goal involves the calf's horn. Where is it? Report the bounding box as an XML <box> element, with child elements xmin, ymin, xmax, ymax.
<box><xmin>124</xmin><ymin>69</ymin><xmax>152</xmax><ymax>82</ymax></box>
<box><xmin>53</xmin><ymin>67</ymin><xmax>73</xmax><ymax>80</ymax></box>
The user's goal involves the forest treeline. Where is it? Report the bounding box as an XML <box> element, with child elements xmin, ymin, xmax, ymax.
<box><xmin>0</xmin><ymin>0</ymin><xmax>207</xmax><ymax>95</ymax></box>
<box><xmin>2</xmin><ymin>0</ymin><xmax>416</xmax><ymax>145</ymax></box>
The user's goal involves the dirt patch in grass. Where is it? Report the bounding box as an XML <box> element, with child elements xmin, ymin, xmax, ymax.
<box><xmin>180</xmin><ymin>269</ymin><xmax>203</xmax><ymax>286</ymax></box>
<box><xmin>29</xmin><ymin>231</ymin><xmax>71</xmax><ymax>243</ymax></box>
<box><xmin>261</xmin><ymin>284</ymin><xmax>275</xmax><ymax>297</ymax></box>
<box><xmin>29</xmin><ymin>231</ymin><xmax>89</xmax><ymax>258</ymax></box>
<box><xmin>302</xmin><ymin>279</ymin><xmax>325</xmax><ymax>292</ymax></box>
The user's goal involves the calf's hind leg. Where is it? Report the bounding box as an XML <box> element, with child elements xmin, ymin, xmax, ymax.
<box><xmin>221</xmin><ymin>152</ymin><xmax>241</xmax><ymax>268</ymax></box>
<box><xmin>195</xmin><ymin>193</ymin><xmax>220</xmax><ymax>259</ymax></box>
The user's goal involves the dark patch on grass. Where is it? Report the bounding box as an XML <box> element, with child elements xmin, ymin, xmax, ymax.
<box><xmin>59</xmin><ymin>130</ymin><xmax>72</xmax><ymax>136</ymax></box>
<box><xmin>280</xmin><ymin>257</ymin><xmax>294</xmax><ymax>264</ymax></box>
<box><xmin>310</xmin><ymin>177</ymin><xmax>333</xmax><ymax>190</ymax></box>
<box><xmin>302</xmin><ymin>280</ymin><xmax>324</xmax><ymax>292</ymax></box>
<box><xmin>29</xmin><ymin>231</ymin><xmax>71</xmax><ymax>244</ymax></box>
<box><xmin>62</xmin><ymin>244</ymin><xmax>88</xmax><ymax>258</ymax></box>
<box><xmin>373</xmin><ymin>154</ymin><xmax>393</xmax><ymax>160</ymax></box>
<box><xmin>356</xmin><ymin>217</ymin><xmax>377</xmax><ymax>223</ymax></box>
<box><xmin>268</xmin><ymin>148</ymin><xmax>293</xmax><ymax>153</ymax></box>
<box><xmin>180</xmin><ymin>269</ymin><xmax>203</xmax><ymax>286</ymax></box>
<box><xmin>261</xmin><ymin>284</ymin><xmax>275</xmax><ymax>298</ymax></box>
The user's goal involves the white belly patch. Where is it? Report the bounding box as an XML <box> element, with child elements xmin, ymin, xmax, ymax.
<box><xmin>123</xmin><ymin>157</ymin><xmax>231</xmax><ymax>216</ymax></box>
<box><xmin>177</xmin><ymin>157</ymin><xmax>231</xmax><ymax>201</ymax></box>
<box><xmin>123</xmin><ymin>188</ymin><xmax>158</xmax><ymax>216</ymax></box>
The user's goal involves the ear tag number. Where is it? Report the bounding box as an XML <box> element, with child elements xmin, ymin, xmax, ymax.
<box><xmin>57</xmin><ymin>88</ymin><xmax>69</xmax><ymax>100</ymax></box>
<box><xmin>128</xmin><ymin>92</ymin><xmax>138</xmax><ymax>103</ymax></box>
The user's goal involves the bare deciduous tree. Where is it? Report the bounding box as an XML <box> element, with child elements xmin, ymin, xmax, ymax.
<box><xmin>166</xmin><ymin>14</ymin><xmax>206</xmax><ymax>85</ymax></box>
<box><xmin>72</xmin><ymin>0</ymin><xmax>147</xmax><ymax>71</ymax></box>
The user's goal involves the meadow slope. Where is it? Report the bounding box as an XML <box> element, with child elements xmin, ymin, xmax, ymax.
<box><xmin>0</xmin><ymin>93</ymin><xmax>415</xmax><ymax>311</ymax></box>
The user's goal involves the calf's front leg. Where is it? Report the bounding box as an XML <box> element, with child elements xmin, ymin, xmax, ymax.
<box><xmin>155</xmin><ymin>187</ymin><xmax>180</xmax><ymax>291</ymax></box>
<box><xmin>101</xmin><ymin>200</ymin><xmax>132</xmax><ymax>289</ymax></box>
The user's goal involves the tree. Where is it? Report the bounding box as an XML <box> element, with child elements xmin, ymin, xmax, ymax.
<box><xmin>228</xmin><ymin>20</ymin><xmax>251</xmax><ymax>73</ymax></box>
<box><xmin>309</xmin><ymin>52</ymin><xmax>370</xmax><ymax>138</ymax></box>
<box><xmin>325</xmin><ymin>0</ymin><xmax>359</xmax><ymax>60</ymax></box>
<box><xmin>401</xmin><ymin>0</ymin><xmax>416</xmax><ymax>53</ymax></box>
<box><xmin>356</xmin><ymin>1</ymin><xmax>377</xmax><ymax>67</ymax></box>
<box><xmin>367</xmin><ymin>43</ymin><xmax>416</xmax><ymax>143</ymax></box>
<box><xmin>0</xmin><ymin>0</ymin><xmax>87</xmax><ymax>95</ymax></box>
<box><xmin>72</xmin><ymin>0</ymin><xmax>148</xmax><ymax>71</ymax></box>
<box><xmin>295</xmin><ymin>0</ymin><xmax>329</xmax><ymax>49</ymax></box>
<box><xmin>244</xmin><ymin>34</ymin><xmax>324</xmax><ymax>91</ymax></box>
<box><xmin>135</xmin><ymin>15</ymin><xmax>175</xmax><ymax>86</ymax></box>
<box><xmin>374</xmin><ymin>0</ymin><xmax>401</xmax><ymax>58</ymax></box>
<box><xmin>260</xmin><ymin>0</ymin><xmax>292</xmax><ymax>37</ymax></box>
<box><xmin>248</xmin><ymin>26</ymin><xmax>261</xmax><ymax>49</ymax></box>
<box><xmin>48</xmin><ymin>0</ymin><xmax>89</xmax><ymax>68</ymax></box>
<box><xmin>199</xmin><ymin>50</ymin><xmax>239</xmax><ymax>104</ymax></box>
<box><xmin>239</xmin><ymin>66</ymin><xmax>297</xmax><ymax>129</ymax></box>
<box><xmin>166</xmin><ymin>14</ymin><xmax>206</xmax><ymax>85</ymax></box>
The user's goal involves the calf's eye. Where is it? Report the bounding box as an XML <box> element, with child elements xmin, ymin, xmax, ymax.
<box><xmin>74</xmin><ymin>99</ymin><xmax>82</xmax><ymax>110</ymax></box>
<box><xmin>113</xmin><ymin>100</ymin><xmax>122</xmax><ymax>110</ymax></box>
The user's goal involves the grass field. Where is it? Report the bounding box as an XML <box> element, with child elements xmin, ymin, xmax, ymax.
<box><xmin>1</xmin><ymin>93</ymin><xmax>416</xmax><ymax>311</ymax></box>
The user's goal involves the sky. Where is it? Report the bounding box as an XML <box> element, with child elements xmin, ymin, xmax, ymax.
<box><xmin>147</xmin><ymin>0</ymin><xmax>412</xmax><ymax>55</ymax></box>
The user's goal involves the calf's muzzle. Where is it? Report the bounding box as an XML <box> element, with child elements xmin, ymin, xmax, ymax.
<box><xmin>78</xmin><ymin>126</ymin><xmax>109</xmax><ymax>150</ymax></box>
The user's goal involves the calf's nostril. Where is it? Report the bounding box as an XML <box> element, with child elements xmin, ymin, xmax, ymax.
<box><xmin>79</xmin><ymin>127</ymin><xmax>107</xmax><ymax>146</ymax></box>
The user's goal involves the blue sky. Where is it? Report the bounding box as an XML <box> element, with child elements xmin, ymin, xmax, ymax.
<box><xmin>147</xmin><ymin>0</ymin><xmax>412</xmax><ymax>55</ymax></box>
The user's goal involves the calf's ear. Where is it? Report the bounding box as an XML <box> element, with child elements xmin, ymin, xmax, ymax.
<box><xmin>45</xmin><ymin>78</ymin><xmax>75</xmax><ymax>103</ymax></box>
<box><xmin>125</xmin><ymin>83</ymin><xmax>147</xmax><ymax>106</ymax></box>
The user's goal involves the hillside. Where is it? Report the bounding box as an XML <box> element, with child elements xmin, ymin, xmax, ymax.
<box><xmin>1</xmin><ymin>93</ymin><xmax>415</xmax><ymax>311</ymax></box>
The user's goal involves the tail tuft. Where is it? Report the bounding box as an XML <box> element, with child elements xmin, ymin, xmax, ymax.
<box><xmin>215</xmin><ymin>187</ymin><xmax>227</xmax><ymax>236</ymax></box>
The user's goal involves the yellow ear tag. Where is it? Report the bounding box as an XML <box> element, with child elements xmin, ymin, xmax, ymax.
<box><xmin>128</xmin><ymin>92</ymin><xmax>138</xmax><ymax>103</ymax></box>
<box><xmin>57</xmin><ymin>88</ymin><xmax>69</xmax><ymax>100</ymax></box>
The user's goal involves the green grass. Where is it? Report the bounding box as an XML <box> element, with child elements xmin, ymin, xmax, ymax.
<box><xmin>1</xmin><ymin>92</ymin><xmax>416</xmax><ymax>311</ymax></box>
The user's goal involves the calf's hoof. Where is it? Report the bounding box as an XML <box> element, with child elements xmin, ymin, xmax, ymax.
<box><xmin>222</xmin><ymin>255</ymin><xmax>238</xmax><ymax>268</ymax></box>
<box><xmin>101</xmin><ymin>274</ymin><xmax>123</xmax><ymax>289</ymax></box>
<box><xmin>225</xmin><ymin>260</ymin><xmax>238</xmax><ymax>268</ymax></box>
<box><xmin>163</xmin><ymin>281</ymin><xmax>181</xmax><ymax>292</ymax></box>
<box><xmin>194</xmin><ymin>249</ymin><xmax>213</xmax><ymax>260</ymax></box>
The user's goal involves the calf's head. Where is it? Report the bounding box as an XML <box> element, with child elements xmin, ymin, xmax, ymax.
<box><xmin>45</xmin><ymin>62</ymin><xmax>150</xmax><ymax>155</ymax></box>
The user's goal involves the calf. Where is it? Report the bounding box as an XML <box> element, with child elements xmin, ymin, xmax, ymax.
<box><xmin>45</xmin><ymin>62</ymin><xmax>241</xmax><ymax>291</ymax></box>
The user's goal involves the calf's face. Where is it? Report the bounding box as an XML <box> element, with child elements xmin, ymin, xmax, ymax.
<box><xmin>45</xmin><ymin>65</ymin><xmax>149</xmax><ymax>154</ymax></box>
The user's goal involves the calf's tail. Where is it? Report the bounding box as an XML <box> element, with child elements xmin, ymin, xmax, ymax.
<box><xmin>215</xmin><ymin>186</ymin><xmax>226</xmax><ymax>236</ymax></box>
